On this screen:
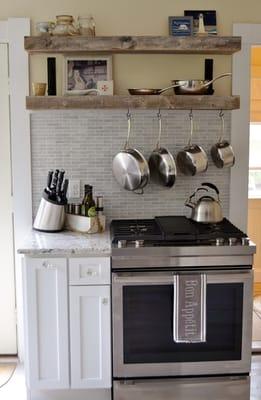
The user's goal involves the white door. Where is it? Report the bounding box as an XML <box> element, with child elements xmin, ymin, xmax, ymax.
<box><xmin>0</xmin><ymin>43</ymin><xmax>17</xmax><ymax>354</ymax></box>
<box><xmin>70</xmin><ymin>285</ymin><xmax>111</xmax><ymax>388</ymax></box>
<box><xmin>22</xmin><ymin>257</ymin><xmax>69</xmax><ymax>389</ymax></box>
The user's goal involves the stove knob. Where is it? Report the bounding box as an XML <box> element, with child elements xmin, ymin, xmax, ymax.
<box><xmin>135</xmin><ymin>240</ymin><xmax>144</xmax><ymax>248</ymax></box>
<box><xmin>118</xmin><ymin>240</ymin><xmax>127</xmax><ymax>248</ymax></box>
<box><xmin>241</xmin><ymin>237</ymin><xmax>250</xmax><ymax>246</ymax></box>
<box><xmin>216</xmin><ymin>238</ymin><xmax>225</xmax><ymax>246</ymax></box>
<box><xmin>229</xmin><ymin>237</ymin><xmax>238</xmax><ymax>246</ymax></box>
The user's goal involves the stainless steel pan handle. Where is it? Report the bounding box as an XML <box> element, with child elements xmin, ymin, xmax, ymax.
<box><xmin>124</xmin><ymin>110</ymin><xmax>132</xmax><ymax>150</ymax></box>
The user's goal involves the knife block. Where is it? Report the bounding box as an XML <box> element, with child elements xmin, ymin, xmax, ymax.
<box><xmin>33</xmin><ymin>196</ymin><xmax>65</xmax><ymax>232</ymax></box>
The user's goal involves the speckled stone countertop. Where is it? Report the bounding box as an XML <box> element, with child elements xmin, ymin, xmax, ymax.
<box><xmin>18</xmin><ymin>229</ymin><xmax>111</xmax><ymax>256</ymax></box>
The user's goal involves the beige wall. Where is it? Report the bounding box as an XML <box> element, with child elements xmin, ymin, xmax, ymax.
<box><xmin>2</xmin><ymin>1</ymin><xmax>261</xmax><ymax>95</ymax></box>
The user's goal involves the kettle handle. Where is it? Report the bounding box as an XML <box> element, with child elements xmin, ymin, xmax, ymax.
<box><xmin>201</xmin><ymin>182</ymin><xmax>219</xmax><ymax>195</ymax></box>
<box><xmin>185</xmin><ymin>187</ymin><xmax>208</xmax><ymax>208</ymax></box>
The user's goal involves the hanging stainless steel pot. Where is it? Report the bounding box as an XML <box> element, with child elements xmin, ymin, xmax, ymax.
<box><xmin>211</xmin><ymin>111</ymin><xmax>235</xmax><ymax>168</ymax></box>
<box><xmin>185</xmin><ymin>182</ymin><xmax>223</xmax><ymax>224</ymax></box>
<box><xmin>112</xmin><ymin>112</ymin><xmax>150</xmax><ymax>193</ymax></box>
<box><xmin>148</xmin><ymin>110</ymin><xmax>177</xmax><ymax>187</ymax></box>
<box><xmin>176</xmin><ymin>111</ymin><xmax>208</xmax><ymax>176</ymax></box>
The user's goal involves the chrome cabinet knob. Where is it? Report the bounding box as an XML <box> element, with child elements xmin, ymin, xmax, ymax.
<box><xmin>102</xmin><ymin>298</ymin><xmax>109</xmax><ymax>305</ymax></box>
<box><xmin>42</xmin><ymin>261</ymin><xmax>55</xmax><ymax>269</ymax></box>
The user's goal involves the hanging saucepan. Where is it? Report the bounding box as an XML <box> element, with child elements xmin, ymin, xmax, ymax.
<box><xmin>128</xmin><ymin>73</ymin><xmax>232</xmax><ymax>96</ymax></box>
<box><xmin>176</xmin><ymin>111</ymin><xmax>208</xmax><ymax>176</ymax></box>
<box><xmin>112</xmin><ymin>111</ymin><xmax>150</xmax><ymax>194</ymax></box>
<box><xmin>171</xmin><ymin>72</ymin><xmax>232</xmax><ymax>95</ymax></box>
<box><xmin>210</xmin><ymin>110</ymin><xmax>235</xmax><ymax>168</ymax></box>
<box><xmin>148</xmin><ymin>110</ymin><xmax>177</xmax><ymax>187</ymax></box>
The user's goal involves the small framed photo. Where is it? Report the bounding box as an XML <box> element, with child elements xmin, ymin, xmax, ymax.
<box><xmin>64</xmin><ymin>56</ymin><xmax>112</xmax><ymax>95</ymax></box>
<box><xmin>169</xmin><ymin>16</ymin><xmax>193</xmax><ymax>37</ymax></box>
<box><xmin>184</xmin><ymin>10</ymin><xmax>217</xmax><ymax>35</ymax></box>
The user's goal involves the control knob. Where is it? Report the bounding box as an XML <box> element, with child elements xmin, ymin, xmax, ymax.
<box><xmin>118</xmin><ymin>240</ymin><xmax>127</xmax><ymax>248</ymax></box>
<box><xmin>228</xmin><ymin>237</ymin><xmax>238</xmax><ymax>246</ymax></box>
<box><xmin>215</xmin><ymin>238</ymin><xmax>225</xmax><ymax>246</ymax></box>
<box><xmin>241</xmin><ymin>237</ymin><xmax>250</xmax><ymax>246</ymax></box>
<box><xmin>135</xmin><ymin>240</ymin><xmax>144</xmax><ymax>248</ymax></box>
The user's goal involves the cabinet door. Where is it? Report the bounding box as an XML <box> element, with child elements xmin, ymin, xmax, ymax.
<box><xmin>22</xmin><ymin>257</ymin><xmax>69</xmax><ymax>389</ymax></box>
<box><xmin>70</xmin><ymin>285</ymin><xmax>111</xmax><ymax>388</ymax></box>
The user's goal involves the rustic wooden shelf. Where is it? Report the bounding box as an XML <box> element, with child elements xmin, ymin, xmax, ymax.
<box><xmin>24</xmin><ymin>35</ymin><xmax>241</xmax><ymax>55</ymax></box>
<box><xmin>26</xmin><ymin>95</ymin><xmax>240</xmax><ymax>110</ymax></box>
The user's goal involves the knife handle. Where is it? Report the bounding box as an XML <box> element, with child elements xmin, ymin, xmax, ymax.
<box><xmin>52</xmin><ymin>169</ymin><xmax>59</xmax><ymax>189</ymax></box>
<box><xmin>47</xmin><ymin>170</ymin><xmax>53</xmax><ymax>191</ymax></box>
<box><xmin>62</xmin><ymin>179</ymin><xmax>69</xmax><ymax>202</ymax></box>
<box><xmin>57</xmin><ymin>170</ymin><xmax>65</xmax><ymax>193</ymax></box>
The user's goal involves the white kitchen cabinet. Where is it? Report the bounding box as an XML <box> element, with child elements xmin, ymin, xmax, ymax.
<box><xmin>69</xmin><ymin>285</ymin><xmax>111</xmax><ymax>389</ymax></box>
<box><xmin>22</xmin><ymin>257</ymin><xmax>69</xmax><ymax>390</ymax></box>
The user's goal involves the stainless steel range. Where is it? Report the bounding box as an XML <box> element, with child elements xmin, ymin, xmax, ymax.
<box><xmin>111</xmin><ymin>216</ymin><xmax>256</xmax><ymax>400</ymax></box>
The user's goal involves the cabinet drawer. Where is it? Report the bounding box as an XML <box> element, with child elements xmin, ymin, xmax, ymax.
<box><xmin>69</xmin><ymin>257</ymin><xmax>110</xmax><ymax>285</ymax></box>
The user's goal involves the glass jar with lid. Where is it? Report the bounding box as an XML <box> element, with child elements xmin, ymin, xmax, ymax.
<box><xmin>77</xmin><ymin>15</ymin><xmax>96</xmax><ymax>37</ymax></box>
<box><xmin>52</xmin><ymin>15</ymin><xmax>79</xmax><ymax>36</ymax></box>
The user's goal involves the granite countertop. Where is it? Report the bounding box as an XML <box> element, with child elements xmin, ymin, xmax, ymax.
<box><xmin>18</xmin><ymin>229</ymin><xmax>111</xmax><ymax>256</ymax></box>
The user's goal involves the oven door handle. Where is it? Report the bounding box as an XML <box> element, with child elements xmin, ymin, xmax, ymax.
<box><xmin>112</xmin><ymin>270</ymin><xmax>252</xmax><ymax>285</ymax></box>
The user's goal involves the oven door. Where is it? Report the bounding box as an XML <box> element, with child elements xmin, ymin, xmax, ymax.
<box><xmin>112</xmin><ymin>269</ymin><xmax>253</xmax><ymax>378</ymax></box>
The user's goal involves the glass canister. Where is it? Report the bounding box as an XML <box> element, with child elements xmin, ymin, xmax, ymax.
<box><xmin>78</xmin><ymin>15</ymin><xmax>96</xmax><ymax>37</ymax></box>
<box><xmin>52</xmin><ymin>15</ymin><xmax>79</xmax><ymax>36</ymax></box>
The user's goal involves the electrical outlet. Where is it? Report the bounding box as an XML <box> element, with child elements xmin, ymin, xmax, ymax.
<box><xmin>68</xmin><ymin>179</ymin><xmax>80</xmax><ymax>199</ymax></box>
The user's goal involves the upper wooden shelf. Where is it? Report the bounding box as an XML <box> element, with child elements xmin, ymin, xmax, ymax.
<box><xmin>24</xmin><ymin>35</ymin><xmax>241</xmax><ymax>55</ymax></box>
<box><xmin>26</xmin><ymin>95</ymin><xmax>240</xmax><ymax>111</ymax></box>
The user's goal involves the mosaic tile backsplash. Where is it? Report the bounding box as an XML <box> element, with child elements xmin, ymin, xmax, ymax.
<box><xmin>31</xmin><ymin>110</ymin><xmax>231</xmax><ymax>220</ymax></box>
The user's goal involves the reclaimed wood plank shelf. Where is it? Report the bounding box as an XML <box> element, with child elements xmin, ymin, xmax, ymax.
<box><xmin>26</xmin><ymin>95</ymin><xmax>240</xmax><ymax>111</ymax></box>
<box><xmin>24</xmin><ymin>35</ymin><xmax>241</xmax><ymax>55</ymax></box>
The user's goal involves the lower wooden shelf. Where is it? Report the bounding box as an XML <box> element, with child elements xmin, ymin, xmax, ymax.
<box><xmin>26</xmin><ymin>95</ymin><xmax>240</xmax><ymax>111</ymax></box>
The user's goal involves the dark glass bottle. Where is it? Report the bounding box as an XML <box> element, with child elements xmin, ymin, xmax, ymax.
<box><xmin>81</xmin><ymin>185</ymin><xmax>96</xmax><ymax>217</ymax></box>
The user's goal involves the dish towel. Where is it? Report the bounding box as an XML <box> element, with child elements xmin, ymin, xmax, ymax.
<box><xmin>173</xmin><ymin>273</ymin><xmax>207</xmax><ymax>343</ymax></box>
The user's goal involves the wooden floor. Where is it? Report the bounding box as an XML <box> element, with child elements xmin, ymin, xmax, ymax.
<box><xmin>251</xmin><ymin>355</ymin><xmax>261</xmax><ymax>399</ymax></box>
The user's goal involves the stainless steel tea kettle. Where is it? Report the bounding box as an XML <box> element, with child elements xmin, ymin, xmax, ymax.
<box><xmin>185</xmin><ymin>182</ymin><xmax>223</xmax><ymax>224</ymax></box>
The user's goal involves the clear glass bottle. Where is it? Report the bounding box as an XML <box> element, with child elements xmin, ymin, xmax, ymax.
<box><xmin>78</xmin><ymin>15</ymin><xmax>96</xmax><ymax>37</ymax></box>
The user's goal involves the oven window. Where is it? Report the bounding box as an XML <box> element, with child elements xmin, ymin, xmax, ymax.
<box><xmin>123</xmin><ymin>283</ymin><xmax>243</xmax><ymax>363</ymax></box>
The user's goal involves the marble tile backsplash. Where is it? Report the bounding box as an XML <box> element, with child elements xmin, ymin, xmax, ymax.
<box><xmin>31</xmin><ymin>109</ymin><xmax>231</xmax><ymax>220</ymax></box>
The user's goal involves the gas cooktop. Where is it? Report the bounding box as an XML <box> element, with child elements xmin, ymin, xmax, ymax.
<box><xmin>110</xmin><ymin>216</ymin><xmax>249</xmax><ymax>248</ymax></box>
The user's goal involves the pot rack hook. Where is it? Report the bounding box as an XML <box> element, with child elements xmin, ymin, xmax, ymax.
<box><xmin>189</xmin><ymin>109</ymin><xmax>193</xmax><ymax>120</ymax></box>
<box><xmin>126</xmin><ymin>108</ymin><xmax>131</xmax><ymax>120</ymax></box>
<box><xmin>157</xmin><ymin>108</ymin><xmax>161</xmax><ymax>120</ymax></box>
<box><xmin>219</xmin><ymin>109</ymin><xmax>224</xmax><ymax>119</ymax></box>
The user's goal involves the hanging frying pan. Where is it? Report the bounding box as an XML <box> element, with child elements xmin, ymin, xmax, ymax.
<box><xmin>149</xmin><ymin>110</ymin><xmax>177</xmax><ymax>187</ymax></box>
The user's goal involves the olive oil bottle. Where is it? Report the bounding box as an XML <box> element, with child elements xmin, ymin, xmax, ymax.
<box><xmin>81</xmin><ymin>185</ymin><xmax>96</xmax><ymax>217</ymax></box>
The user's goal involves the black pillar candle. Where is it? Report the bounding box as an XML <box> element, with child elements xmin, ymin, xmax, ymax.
<box><xmin>47</xmin><ymin>57</ymin><xmax>56</xmax><ymax>96</ymax></box>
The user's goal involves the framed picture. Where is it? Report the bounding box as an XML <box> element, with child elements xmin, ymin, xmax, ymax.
<box><xmin>184</xmin><ymin>10</ymin><xmax>217</xmax><ymax>35</ymax></box>
<box><xmin>169</xmin><ymin>16</ymin><xmax>193</xmax><ymax>37</ymax></box>
<box><xmin>63</xmin><ymin>56</ymin><xmax>112</xmax><ymax>95</ymax></box>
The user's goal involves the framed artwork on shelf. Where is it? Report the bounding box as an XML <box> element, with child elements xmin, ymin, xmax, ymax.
<box><xmin>184</xmin><ymin>10</ymin><xmax>217</xmax><ymax>35</ymax></box>
<box><xmin>169</xmin><ymin>16</ymin><xmax>193</xmax><ymax>37</ymax></box>
<box><xmin>63</xmin><ymin>56</ymin><xmax>112</xmax><ymax>95</ymax></box>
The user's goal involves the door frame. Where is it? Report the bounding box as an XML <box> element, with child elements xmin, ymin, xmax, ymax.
<box><xmin>0</xmin><ymin>18</ymin><xmax>31</xmax><ymax>360</ymax></box>
<box><xmin>230</xmin><ymin>24</ymin><xmax>261</xmax><ymax>231</ymax></box>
